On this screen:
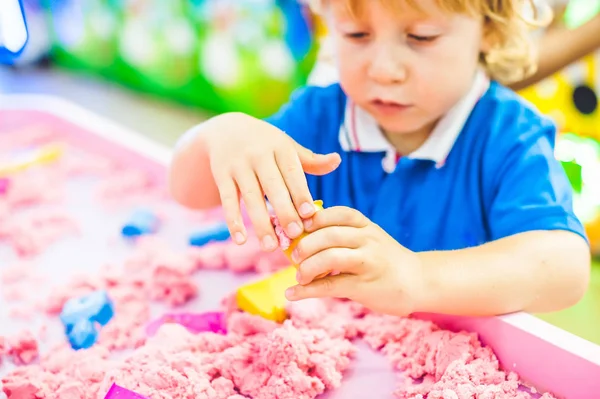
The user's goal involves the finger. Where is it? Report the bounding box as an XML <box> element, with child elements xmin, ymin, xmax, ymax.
<box><xmin>303</xmin><ymin>206</ymin><xmax>369</xmax><ymax>232</ymax></box>
<box><xmin>292</xmin><ymin>225</ymin><xmax>362</xmax><ymax>264</ymax></box>
<box><xmin>254</xmin><ymin>154</ymin><xmax>304</xmax><ymax>238</ymax></box>
<box><xmin>297</xmin><ymin>247</ymin><xmax>364</xmax><ymax>284</ymax></box>
<box><xmin>233</xmin><ymin>167</ymin><xmax>277</xmax><ymax>251</ymax></box>
<box><xmin>214</xmin><ymin>174</ymin><xmax>246</xmax><ymax>244</ymax></box>
<box><xmin>285</xmin><ymin>273</ymin><xmax>356</xmax><ymax>301</ymax></box>
<box><xmin>294</xmin><ymin>142</ymin><xmax>341</xmax><ymax>176</ymax></box>
<box><xmin>275</xmin><ymin>146</ymin><xmax>316</xmax><ymax>219</ymax></box>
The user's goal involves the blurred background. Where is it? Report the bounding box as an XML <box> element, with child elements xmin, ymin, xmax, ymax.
<box><xmin>1</xmin><ymin>0</ymin><xmax>322</xmax><ymax>144</ymax></box>
<box><xmin>1</xmin><ymin>0</ymin><xmax>599</xmax><ymax>343</ymax></box>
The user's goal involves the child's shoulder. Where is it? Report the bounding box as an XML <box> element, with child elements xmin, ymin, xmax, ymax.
<box><xmin>477</xmin><ymin>82</ymin><xmax>558</xmax><ymax>149</ymax></box>
<box><xmin>266</xmin><ymin>83</ymin><xmax>347</xmax><ymax>149</ymax></box>
<box><xmin>286</xmin><ymin>83</ymin><xmax>347</xmax><ymax>115</ymax></box>
<box><xmin>468</xmin><ymin>82</ymin><xmax>563</xmax><ymax>189</ymax></box>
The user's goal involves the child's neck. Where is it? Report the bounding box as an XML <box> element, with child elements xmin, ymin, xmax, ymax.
<box><xmin>383</xmin><ymin>119</ymin><xmax>438</xmax><ymax>156</ymax></box>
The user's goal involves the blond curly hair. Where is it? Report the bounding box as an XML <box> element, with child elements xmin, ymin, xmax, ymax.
<box><xmin>306</xmin><ymin>0</ymin><xmax>552</xmax><ymax>85</ymax></box>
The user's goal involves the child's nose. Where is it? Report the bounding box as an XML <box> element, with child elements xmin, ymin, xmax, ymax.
<box><xmin>367</xmin><ymin>46</ymin><xmax>407</xmax><ymax>85</ymax></box>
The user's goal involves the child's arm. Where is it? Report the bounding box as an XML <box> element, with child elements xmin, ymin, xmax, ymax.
<box><xmin>418</xmin><ymin>117</ymin><xmax>592</xmax><ymax>316</ymax></box>
<box><xmin>169</xmin><ymin>113</ymin><xmax>242</xmax><ymax>210</ymax></box>
<box><xmin>510</xmin><ymin>13</ymin><xmax>600</xmax><ymax>91</ymax></box>
<box><xmin>287</xmin><ymin>207</ymin><xmax>590</xmax><ymax>317</ymax></box>
<box><xmin>416</xmin><ymin>230</ymin><xmax>590</xmax><ymax>315</ymax></box>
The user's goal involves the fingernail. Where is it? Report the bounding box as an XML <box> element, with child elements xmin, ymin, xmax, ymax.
<box><xmin>292</xmin><ymin>249</ymin><xmax>300</xmax><ymax>263</ymax></box>
<box><xmin>295</xmin><ymin>270</ymin><xmax>301</xmax><ymax>283</ymax></box>
<box><xmin>287</xmin><ymin>222</ymin><xmax>302</xmax><ymax>238</ymax></box>
<box><xmin>262</xmin><ymin>235</ymin><xmax>277</xmax><ymax>251</ymax></box>
<box><xmin>234</xmin><ymin>232</ymin><xmax>245</xmax><ymax>244</ymax></box>
<box><xmin>303</xmin><ymin>218</ymin><xmax>313</xmax><ymax>229</ymax></box>
<box><xmin>285</xmin><ymin>287</ymin><xmax>295</xmax><ymax>299</ymax></box>
<box><xmin>299</xmin><ymin>202</ymin><xmax>314</xmax><ymax>217</ymax></box>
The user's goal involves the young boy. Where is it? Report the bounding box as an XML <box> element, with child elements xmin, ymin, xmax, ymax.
<box><xmin>169</xmin><ymin>0</ymin><xmax>591</xmax><ymax>317</ymax></box>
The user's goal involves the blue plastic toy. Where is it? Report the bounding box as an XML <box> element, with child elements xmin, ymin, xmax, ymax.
<box><xmin>189</xmin><ymin>222</ymin><xmax>230</xmax><ymax>247</ymax></box>
<box><xmin>0</xmin><ymin>0</ymin><xmax>29</xmax><ymax>65</ymax></box>
<box><xmin>67</xmin><ymin>319</ymin><xmax>99</xmax><ymax>350</ymax></box>
<box><xmin>121</xmin><ymin>208</ymin><xmax>160</xmax><ymax>238</ymax></box>
<box><xmin>60</xmin><ymin>290</ymin><xmax>114</xmax><ymax>332</ymax></box>
<box><xmin>60</xmin><ymin>290</ymin><xmax>114</xmax><ymax>349</ymax></box>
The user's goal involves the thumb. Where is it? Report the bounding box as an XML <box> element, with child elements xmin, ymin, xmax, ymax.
<box><xmin>294</xmin><ymin>142</ymin><xmax>341</xmax><ymax>176</ymax></box>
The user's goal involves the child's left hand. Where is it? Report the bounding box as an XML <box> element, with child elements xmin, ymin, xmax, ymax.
<box><xmin>284</xmin><ymin>206</ymin><xmax>425</xmax><ymax>316</ymax></box>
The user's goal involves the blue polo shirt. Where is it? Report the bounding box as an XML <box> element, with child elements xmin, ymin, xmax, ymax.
<box><xmin>265</xmin><ymin>81</ymin><xmax>587</xmax><ymax>252</ymax></box>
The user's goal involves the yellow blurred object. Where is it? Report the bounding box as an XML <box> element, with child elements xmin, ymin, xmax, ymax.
<box><xmin>281</xmin><ymin>200</ymin><xmax>331</xmax><ymax>279</ymax></box>
<box><xmin>0</xmin><ymin>143</ymin><xmax>64</xmax><ymax>176</ymax></box>
<box><xmin>313</xmin><ymin>13</ymin><xmax>328</xmax><ymax>38</ymax></box>
<box><xmin>283</xmin><ymin>199</ymin><xmax>323</xmax><ymax>263</ymax></box>
<box><xmin>236</xmin><ymin>266</ymin><xmax>297</xmax><ymax>322</ymax></box>
<box><xmin>518</xmin><ymin>53</ymin><xmax>599</xmax><ymax>140</ymax></box>
<box><xmin>585</xmin><ymin>215</ymin><xmax>600</xmax><ymax>254</ymax></box>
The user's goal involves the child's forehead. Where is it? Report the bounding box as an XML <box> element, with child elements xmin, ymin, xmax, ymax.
<box><xmin>326</xmin><ymin>0</ymin><xmax>480</xmax><ymax>20</ymax></box>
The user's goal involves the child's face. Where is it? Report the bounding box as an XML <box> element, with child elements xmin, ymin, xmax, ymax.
<box><xmin>327</xmin><ymin>0</ymin><xmax>486</xmax><ymax>137</ymax></box>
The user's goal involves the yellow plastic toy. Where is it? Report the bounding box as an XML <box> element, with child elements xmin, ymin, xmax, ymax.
<box><xmin>236</xmin><ymin>200</ymin><xmax>330</xmax><ymax>322</ymax></box>
<box><xmin>518</xmin><ymin>53</ymin><xmax>599</xmax><ymax>140</ymax></box>
<box><xmin>236</xmin><ymin>266</ymin><xmax>297</xmax><ymax>323</ymax></box>
<box><xmin>283</xmin><ymin>200</ymin><xmax>323</xmax><ymax>261</ymax></box>
<box><xmin>281</xmin><ymin>199</ymin><xmax>331</xmax><ymax>279</ymax></box>
<box><xmin>0</xmin><ymin>143</ymin><xmax>64</xmax><ymax>177</ymax></box>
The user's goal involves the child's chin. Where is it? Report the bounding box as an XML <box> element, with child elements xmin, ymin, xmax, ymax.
<box><xmin>377</xmin><ymin>115</ymin><xmax>438</xmax><ymax>137</ymax></box>
<box><xmin>378</xmin><ymin>121</ymin><xmax>424</xmax><ymax>136</ymax></box>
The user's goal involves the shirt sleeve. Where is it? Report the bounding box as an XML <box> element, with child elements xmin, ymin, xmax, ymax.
<box><xmin>264</xmin><ymin>86</ymin><xmax>320</xmax><ymax>150</ymax></box>
<box><xmin>484</xmin><ymin>118</ymin><xmax>588</xmax><ymax>243</ymax></box>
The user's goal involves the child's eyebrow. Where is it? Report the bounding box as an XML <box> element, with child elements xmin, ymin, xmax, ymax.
<box><xmin>329</xmin><ymin>6</ymin><xmax>360</xmax><ymax>20</ymax></box>
<box><xmin>330</xmin><ymin>10</ymin><xmax>368</xmax><ymax>25</ymax></box>
<box><xmin>395</xmin><ymin>11</ymin><xmax>454</xmax><ymax>29</ymax></box>
<box><xmin>407</xmin><ymin>17</ymin><xmax>450</xmax><ymax>28</ymax></box>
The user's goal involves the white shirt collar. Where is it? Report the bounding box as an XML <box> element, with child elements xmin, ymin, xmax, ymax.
<box><xmin>338</xmin><ymin>69</ymin><xmax>490</xmax><ymax>171</ymax></box>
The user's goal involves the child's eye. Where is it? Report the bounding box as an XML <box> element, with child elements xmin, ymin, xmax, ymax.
<box><xmin>408</xmin><ymin>34</ymin><xmax>438</xmax><ymax>43</ymax></box>
<box><xmin>345</xmin><ymin>32</ymin><xmax>369</xmax><ymax>40</ymax></box>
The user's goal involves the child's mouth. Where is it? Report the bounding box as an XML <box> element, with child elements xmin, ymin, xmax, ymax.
<box><xmin>370</xmin><ymin>99</ymin><xmax>411</xmax><ymax>114</ymax></box>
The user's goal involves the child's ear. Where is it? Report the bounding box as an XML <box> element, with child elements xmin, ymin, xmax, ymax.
<box><xmin>480</xmin><ymin>39</ymin><xmax>491</xmax><ymax>55</ymax></box>
<box><xmin>480</xmin><ymin>18</ymin><xmax>496</xmax><ymax>54</ymax></box>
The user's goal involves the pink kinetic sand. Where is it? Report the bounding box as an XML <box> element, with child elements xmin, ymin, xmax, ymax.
<box><xmin>7</xmin><ymin>331</ymin><xmax>39</xmax><ymax>365</ymax></box>
<box><xmin>0</xmin><ymin>126</ymin><xmax>58</xmax><ymax>153</ymax></box>
<box><xmin>96</xmin><ymin>169</ymin><xmax>168</xmax><ymax>209</ymax></box>
<box><xmin>0</xmin><ymin>336</ymin><xmax>7</xmax><ymax>364</ymax></box>
<box><xmin>2</xmin><ymin>168</ymin><xmax>65</xmax><ymax>208</ymax></box>
<box><xmin>0</xmin><ymin>132</ymin><xmax>562</xmax><ymax>399</ymax></box>
<box><xmin>0</xmin><ymin>210</ymin><xmax>79</xmax><ymax>257</ymax></box>
<box><xmin>0</xmin><ymin>178</ymin><xmax>9</xmax><ymax>195</ymax></box>
<box><xmin>270</xmin><ymin>215</ymin><xmax>292</xmax><ymax>250</ymax></box>
<box><xmin>61</xmin><ymin>149</ymin><xmax>118</xmax><ymax>178</ymax></box>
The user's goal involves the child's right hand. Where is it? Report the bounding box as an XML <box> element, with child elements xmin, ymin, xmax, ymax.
<box><xmin>204</xmin><ymin>113</ymin><xmax>341</xmax><ymax>251</ymax></box>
